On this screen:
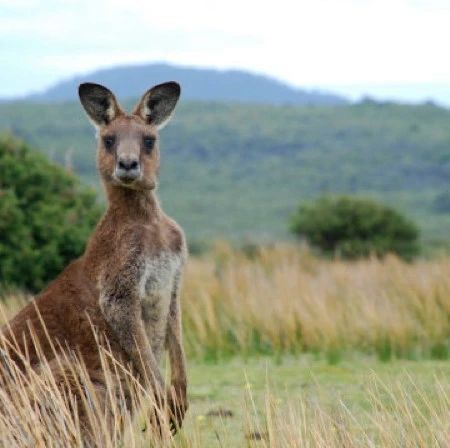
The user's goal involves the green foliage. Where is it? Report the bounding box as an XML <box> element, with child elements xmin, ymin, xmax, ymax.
<box><xmin>0</xmin><ymin>134</ymin><xmax>102</xmax><ymax>292</ymax></box>
<box><xmin>290</xmin><ymin>196</ymin><xmax>420</xmax><ymax>260</ymax></box>
<box><xmin>0</xmin><ymin>100</ymin><xmax>450</xmax><ymax>244</ymax></box>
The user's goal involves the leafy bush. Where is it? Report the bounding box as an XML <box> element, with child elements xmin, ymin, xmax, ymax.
<box><xmin>290</xmin><ymin>196</ymin><xmax>419</xmax><ymax>260</ymax></box>
<box><xmin>0</xmin><ymin>134</ymin><xmax>102</xmax><ymax>292</ymax></box>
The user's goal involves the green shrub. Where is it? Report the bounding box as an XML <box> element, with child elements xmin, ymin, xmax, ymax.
<box><xmin>290</xmin><ymin>195</ymin><xmax>419</xmax><ymax>260</ymax></box>
<box><xmin>0</xmin><ymin>134</ymin><xmax>102</xmax><ymax>292</ymax></box>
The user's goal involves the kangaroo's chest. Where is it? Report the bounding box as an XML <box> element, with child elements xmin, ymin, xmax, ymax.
<box><xmin>141</xmin><ymin>251</ymin><xmax>181</xmax><ymax>297</ymax></box>
<box><xmin>139</xmin><ymin>251</ymin><xmax>182</xmax><ymax>359</ymax></box>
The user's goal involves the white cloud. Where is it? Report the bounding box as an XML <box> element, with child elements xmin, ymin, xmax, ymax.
<box><xmin>2</xmin><ymin>0</ymin><xmax>450</xmax><ymax>100</ymax></box>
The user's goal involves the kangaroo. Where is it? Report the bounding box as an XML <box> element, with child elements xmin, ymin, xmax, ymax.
<box><xmin>0</xmin><ymin>82</ymin><xmax>188</xmax><ymax>436</ymax></box>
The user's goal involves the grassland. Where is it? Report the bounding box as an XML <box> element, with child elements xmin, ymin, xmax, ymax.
<box><xmin>182</xmin><ymin>244</ymin><xmax>450</xmax><ymax>362</ymax></box>
<box><xmin>1</xmin><ymin>246</ymin><xmax>450</xmax><ymax>446</ymax></box>
<box><xmin>183</xmin><ymin>356</ymin><xmax>450</xmax><ymax>447</ymax></box>
<box><xmin>0</xmin><ymin>346</ymin><xmax>448</xmax><ymax>447</ymax></box>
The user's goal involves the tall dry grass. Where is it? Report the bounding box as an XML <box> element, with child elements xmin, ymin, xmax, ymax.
<box><xmin>0</xmin><ymin>245</ymin><xmax>449</xmax><ymax>446</ymax></box>
<box><xmin>2</xmin><ymin>244</ymin><xmax>449</xmax><ymax>361</ymax></box>
<box><xmin>0</xmin><ymin>326</ymin><xmax>179</xmax><ymax>447</ymax></box>
<box><xmin>182</xmin><ymin>243</ymin><xmax>450</xmax><ymax>360</ymax></box>
<box><xmin>249</xmin><ymin>373</ymin><xmax>450</xmax><ymax>448</ymax></box>
<box><xmin>0</xmin><ymin>337</ymin><xmax>448</xmax><ymax>447</ymax></box>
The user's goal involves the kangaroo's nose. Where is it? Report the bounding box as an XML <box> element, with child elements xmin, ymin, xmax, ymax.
<box><xmin>116</xmin><ymin>157</ymin><xmax>140</xmax><ymax>182</ymax></box>
<box><xmin>118</xmin><ymin>158</ymin><xmax>139</xmax><ymax>171</ymax></box>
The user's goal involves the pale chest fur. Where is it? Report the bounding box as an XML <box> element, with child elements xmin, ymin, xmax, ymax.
<box><xmin>139</xmin><ymin>251</ymin><xmax>182</xmax><ymax>360</ymax></box>
<box><xmin>140</xmin><ymin>251</ymin><xmax>182</xmax><ymax>297</ymax></box>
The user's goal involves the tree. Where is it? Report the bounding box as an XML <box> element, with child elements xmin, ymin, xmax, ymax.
<box><xmin>0</xmin><ymin>134</ymin><xmax>102</xmax><ymax>292</ymax></box>
<box><xmin>290</xmin><ymin>196</ymin><xmax>419</xmax><ymax>260</ymax></box>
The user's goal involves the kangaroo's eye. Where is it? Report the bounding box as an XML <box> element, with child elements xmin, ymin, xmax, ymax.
<box><xmin>143</xmin><ymin>136</ymin><xmax>155</xmax><ymax>153</ymax></box>
<box><xmin>103</xmin><ymin>135</ymin><xmax>116</xmax><ymax>151</ymax></box>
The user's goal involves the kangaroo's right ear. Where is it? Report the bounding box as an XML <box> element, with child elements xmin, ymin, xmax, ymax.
<box><xmin>78</xmin><ymin>83</ymin><xmax>123</xmax><ymax>128</ymax></box>
<box><xmin>132</xmin><ymin>81</ymin><xmax>181</xmax><ymax>129</ymax></box>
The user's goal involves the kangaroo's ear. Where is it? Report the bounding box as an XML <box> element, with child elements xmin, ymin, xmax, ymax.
<box><xmin>132</xmin><ymin>81</ymin><xmax>181</xmax><ymax>129</ymax></box>
<box><xmin>78</xmin><ymin>83</ymin><xmax>123</xmax><ymax>128</ymax></box>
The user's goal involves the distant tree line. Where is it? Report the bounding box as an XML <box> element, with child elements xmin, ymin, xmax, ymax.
<box><xmin>0</xmin><ymin>99</ymin><xmax>448</xmax><ymax>242</ymax></box>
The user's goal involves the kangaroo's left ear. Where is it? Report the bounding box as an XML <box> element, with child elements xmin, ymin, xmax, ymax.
<box><xmin>132</xmin><ymin>81</ymin><xmax>181</xmax><ymax>129</ymax></box>
<box><xmin>78</xmin><ymin>83</ymin><xmax>124</xmax><ymax>128</ymax></box>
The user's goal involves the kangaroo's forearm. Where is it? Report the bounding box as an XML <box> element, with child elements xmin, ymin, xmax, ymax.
<box><xmin>99</xmin><ymin>292</ymin><xmax>164</xmax><ymax>391</ymax></box>
<box><xmin>166</xmin><ymin>273</ymin><xmax>187</xmax><ymax>388</ymax></box>
<box><xmin>127</xmin><ymin>329</ymin><xmax>165</xmax><ymax>391</ymax></box>
<box><xmin>167</xmin><ymin>326</ymin><xmax>186</xmax><ymax>386</ymax></box>
<box><xmin>166</xmin><ymin>307</ymin><xmax>188</xmax><ymax>427</ymax></box>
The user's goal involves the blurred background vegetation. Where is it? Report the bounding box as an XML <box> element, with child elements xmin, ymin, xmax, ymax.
<box><xmin>0</xmin><ymin>64</ymin><xmax>449</xmax><ymax>352</ymax></box>
<box><xmin>1</xmin><ymin>95</ymin><xmax>449</xmax><ymax>251</ymax></box>
<box><xmin>290</xmin><ymin>195</ymin><xmax>419</xmax><ymax>260</ymax></box>
<box><xmin>0</xmin><ymin>135</ymin><xmax>101</xmax><ymax>292</ymax></box>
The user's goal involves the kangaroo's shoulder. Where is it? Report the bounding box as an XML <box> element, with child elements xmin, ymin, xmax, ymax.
<box><xmin>120</xmin><ymin>215</ymin><xmax>186</xmax><ymax>264</ymax></box>
<box><xmin>161</xmin><ymin>215</ymin><xmax>187</xmax><ymax>257</ymax></box>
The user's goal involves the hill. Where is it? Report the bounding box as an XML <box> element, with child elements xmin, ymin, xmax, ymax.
<box><xmin>1</xmin><ymin>98</ymin><xmax>450</xmax><ymax>247</ymax></box>
<box><xmin>20</xmin><ymin>63</ymin><xmax>347</xmax><ymax>105</ymax></box>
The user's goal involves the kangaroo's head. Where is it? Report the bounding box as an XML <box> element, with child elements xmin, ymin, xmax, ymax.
<box><xmin>78</xmin><ymin>82</ymin><xmax>180</xmax><ymax>191</ymax></box>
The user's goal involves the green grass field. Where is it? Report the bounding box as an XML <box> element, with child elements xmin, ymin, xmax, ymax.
<box><xmin>1</xmin><ymin>247</ymin><xmax>450</xmax><ymax>446</ymax></box>
<box><xmin>178</xmin><ymin>356</ymin><xmax>450</xmax><ymax>446</ymax></box>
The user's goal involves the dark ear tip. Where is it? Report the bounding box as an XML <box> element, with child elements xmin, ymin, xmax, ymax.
<box><xmin>78</xmin><ymin>83</ymin><xmax>87</xmax><ymax>98</ymax></box>
<box><xmin>157</xmin><ymin>81</ymin><xmax>181</xmax><ymax>97</ymax></box>
<box><xmin>170</xmin><ymin>81</ymin><xmax>181</xmax><ymax>97</ymax></box>
<box><xmin>78</xmin><ymin>82</ymin><xmax>111</xmax><ymax>99</ymax></box>
<box><xmin>167</xmin><ymin>81</ymin><xmax>181</xmax><ymax>91</ymax></box>
<box><xmin>79</xmin><ymin>82</ymin><xmax>93</xmax><ymax>95</ymax></box>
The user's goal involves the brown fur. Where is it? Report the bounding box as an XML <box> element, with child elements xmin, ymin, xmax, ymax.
<box><xmin>0</xmin><ymin>82</ymin><xmax>188</xmax><ymax>435</ymax></box>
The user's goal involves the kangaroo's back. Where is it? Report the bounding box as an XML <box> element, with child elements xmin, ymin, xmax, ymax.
<box><xmin>1</xmin><ymin>256</ymin><xmax>125</xmax><ymax>372</ymax></box>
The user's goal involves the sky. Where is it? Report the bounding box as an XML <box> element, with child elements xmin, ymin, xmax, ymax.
<box><xmin>2</xmin><ymin>0</ymin><xmax>450</xmax><ymax>103</ymax></box>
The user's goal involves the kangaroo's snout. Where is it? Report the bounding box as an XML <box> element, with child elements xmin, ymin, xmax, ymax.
<box><xmin>115</xmin><ymin>156</ymin><xmax>140</xmax><ymax>182</ymax></box>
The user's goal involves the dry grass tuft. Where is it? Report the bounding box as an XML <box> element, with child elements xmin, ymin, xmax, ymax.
<box><xmin>0</xmin><ymin>326</ymin><xmax>177</xmax><ymax>447</ymax></box>
<box><xmin>183</xmin><ymin>243</ymin><xmax>450</xmax><ymax>360</ymax></box>
<box><xmin>251</xmin><ymin>373</ymin><xmax>450</xmax><ymax>448</ymax></box>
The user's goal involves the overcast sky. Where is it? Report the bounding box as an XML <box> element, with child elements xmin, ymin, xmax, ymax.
<box><xmin>2</xmin><ymin>0</ymin><xmax>450</xmax><ymax>103</ymax></box>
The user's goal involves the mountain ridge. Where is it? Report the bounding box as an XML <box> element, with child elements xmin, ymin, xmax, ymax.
<box><xmin>19</xmin><ymin>62</ymin><xmax>348</xmax><ymax>105</ymax></box>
